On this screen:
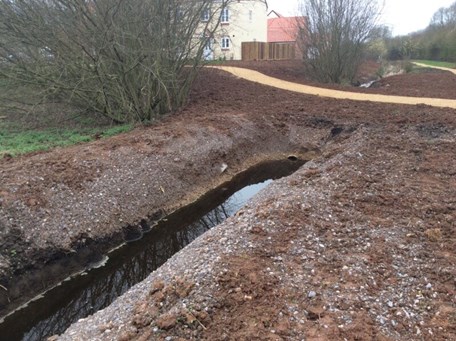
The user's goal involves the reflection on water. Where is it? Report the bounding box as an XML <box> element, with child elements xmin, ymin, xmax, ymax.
<box><xmin>11</xmin><ymin>180</ymin><xmax>272</xmax><ymax>341</ymax></box>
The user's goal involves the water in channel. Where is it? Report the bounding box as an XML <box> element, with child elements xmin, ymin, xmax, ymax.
<box><xmin>0</xmin><ymin>159</ymin><xmax>303</xmax><ymax>340</ymax></box>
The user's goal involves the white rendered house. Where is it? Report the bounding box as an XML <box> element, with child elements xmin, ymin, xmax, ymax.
<box><xmin>201</xmin><ymin>0</ymin><xmax>268</xmax><ymax>60</ymax></box>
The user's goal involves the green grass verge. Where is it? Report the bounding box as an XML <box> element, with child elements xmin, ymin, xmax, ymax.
<box><xmin>0</xmin><ymin>124</ymin><xmax>133</xmax><ymax>157</ymax></box>
<box><xmin>0</xmin><ymin>74</ymin><xmax>137</xmax><ymax>158</ymax></box>
<box><xmin>413</xmin><ymin>60</ymin><xmax>456</xmax><ymax>69</ymax></box>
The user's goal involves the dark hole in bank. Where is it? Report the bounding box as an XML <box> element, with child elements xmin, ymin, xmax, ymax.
<box><xmin>0</xmin><ymin>158</ymin><xmax>305</xmax><ymax>341</ymax></box>
<box><xmin>330</xmin><ymin>127</ymin><xmax>344</xmax><ymax>138</ymax></box>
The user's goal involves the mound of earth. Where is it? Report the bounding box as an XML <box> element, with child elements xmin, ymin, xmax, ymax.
<box><xmin>0</xmin><ymin>65</ymin><xmax>455</xmax><ymax>340</ymax></box>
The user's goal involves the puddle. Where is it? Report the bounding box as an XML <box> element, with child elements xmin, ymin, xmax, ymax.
<box><xmin>0</xmin><ymin>158</ymin><xmax>304</xmax><ymax>340</ymax></box>
<box><xmin>359</xmin><ymin>79</ymin><xmax>377</xmax><ymax>88</ymax></box>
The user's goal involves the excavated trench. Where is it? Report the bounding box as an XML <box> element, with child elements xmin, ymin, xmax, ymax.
<box><xmin>0</xmin><ymin>158</ymin><xmax>306</xmax><ymax>341</ymax></box>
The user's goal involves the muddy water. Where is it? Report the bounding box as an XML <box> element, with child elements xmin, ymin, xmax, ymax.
<box><xmin>0</xmin><ymin>159</ymin><xmax>304</xmax><ymax>340</ymax></box>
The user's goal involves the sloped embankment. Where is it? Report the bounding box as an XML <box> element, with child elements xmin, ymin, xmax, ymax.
<box><xmin>0</xmin><ymin>107</ymin><xmax>324</xmax><ymax>318</ymax></box>
<box><xmin>1</xmin><ymin>66</ymin><xmax>455</xmax><ymax>340</ymax></box>
<box><xmin>59</xmin><ymin>123</ymin><xmax>456</xmax><ymax>340</ymax></box>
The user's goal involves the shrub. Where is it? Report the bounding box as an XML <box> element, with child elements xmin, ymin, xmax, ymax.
<box><xmin>0</xmin><ymin>0</ymin><xmax>229</xmax><ymax>123</ymax></box>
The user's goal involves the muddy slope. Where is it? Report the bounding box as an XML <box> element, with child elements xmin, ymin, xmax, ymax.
<box><xmin>1</xmin><ymin>68</ymin><xmax>456</xmax><ymax>339</ymax></box>
<box><xmin>0</xmin><ymin>97</ymin><xmax>324</xmax><ymax>316</ymax></box>
<box><xmin>59</xmin><ymin>123</ymin><xmax>456</xmax><ymax>340</ymax></box>
<box><xmin>58</xmin><ymin>69</ymin><xmax>455</xmax><ymax>341</ymax></box>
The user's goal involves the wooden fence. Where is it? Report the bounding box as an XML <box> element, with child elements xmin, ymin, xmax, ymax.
<box><xmin>241</xmin><ymin>42</ymin><xmax>296</xmax><ymax>61</ymax></box>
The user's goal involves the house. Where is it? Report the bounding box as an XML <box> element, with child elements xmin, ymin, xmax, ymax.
<box><xmin>267</xmin><ymin>10</ymin><xmax>306</xmax><ymax>59</ymax></box>
<box><xmin>202</xmin><ymin>0</ymin><xmax>268</xmax><ymax>60</ymax></box>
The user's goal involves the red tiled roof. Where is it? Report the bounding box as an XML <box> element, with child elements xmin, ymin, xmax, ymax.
<box><xmin>267</xmin><ymin>16</ymin><xmax>306</xmax><ymax>43</ymax></box>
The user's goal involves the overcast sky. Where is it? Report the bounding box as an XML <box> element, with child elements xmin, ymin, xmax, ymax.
<box><xmin>266</xmin><ymin>0</ymin><xmax>456</xmax><ymax>36</ymax></box>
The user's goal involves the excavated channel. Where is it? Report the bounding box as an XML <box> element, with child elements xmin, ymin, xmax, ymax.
<box><xmin>0</xmin><ymin>158</ymin><xmax>305</xmax><ymax>341</ymax></box>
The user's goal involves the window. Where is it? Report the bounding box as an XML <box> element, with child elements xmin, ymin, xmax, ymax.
<box><xmin>221</xmin><ymin>36</ymin><xmax>230</xmax><ymax>49</ymax></box>
<box><xmin>201</xmin><ymin>8</ymin><xmax>210</xmax><ymax>22</ymax></box>
<box><xmin>249</xmin><ymin>10</ymin><xmax>253</xmax><ymax>22</ymax></box>
<box><xmin>221</xmin><ymin>8</ymin><xmax>229</xmax><ymax>23</ymax></box>
<box><xmin>175</xmin><ymin>6</ymin><xmax>184</xmax><ymax>22</ymax></box>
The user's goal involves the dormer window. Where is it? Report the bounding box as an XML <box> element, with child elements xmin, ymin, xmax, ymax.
<box><xmin>221</xmin><ymin>8</ymin><xmax>229</xmax><ymax>23</ymax></box>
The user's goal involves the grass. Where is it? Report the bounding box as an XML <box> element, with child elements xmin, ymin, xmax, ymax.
<box><xmin>0</xmin><ymin>75</ymin><xmax>136</xmax><ymax>157</ymax></box>
<box><xmin>0</xmin><ymin>123</ymin><xmax>133</xmax><ymax>157</ymax></box>
<box><xmin>413</xmin><ymin>60</ymin><xmax>456</xmax><ymax>69</ymax></box>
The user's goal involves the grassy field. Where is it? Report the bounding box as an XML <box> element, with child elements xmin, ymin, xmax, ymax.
<box><xmin>413</xmin><ymin>60</ymin><xmax>456</xmax><ymax>68</ymax></box>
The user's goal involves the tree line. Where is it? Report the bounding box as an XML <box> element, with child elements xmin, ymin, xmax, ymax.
<box><xmin>386</xmin><ymin>1</ymin><xmax>456</xmax><ymax>62</ymax></box>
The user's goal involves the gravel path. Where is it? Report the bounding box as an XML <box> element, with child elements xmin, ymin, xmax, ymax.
<box><xmin>412</xmin><ymin>62</ymin><xmax>456</xmax><ymax>75</ymax></box>
<box><xmin>211</xmin><ymin>66</ymin><xmax>456</xmax><ymax>109</ymax></box>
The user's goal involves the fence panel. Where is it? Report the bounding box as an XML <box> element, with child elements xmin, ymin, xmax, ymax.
<box><xmin>242</xmin><ymin>42</ymin><xmax>295</xmax><ymax>61</ymax></box>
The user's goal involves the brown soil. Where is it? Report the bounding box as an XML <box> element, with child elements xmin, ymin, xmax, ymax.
<box><xmin>367</xmin><ymin>71</ymin><xmax>456</xmax><ymax>99</ymax></box>
<box><xmin>1</xmin><ymin>62</ymin><xmax>456</xmax><ymax>340</ymax></box>
<box><xmin>224</xmin><ymin>59</ymin><xmax>381</xmax><ymax>85</ymax></box>
<box><xmin>225</xmin><ymin>59</ymin><xmax>456</xmax><ymax>99</ymax></box>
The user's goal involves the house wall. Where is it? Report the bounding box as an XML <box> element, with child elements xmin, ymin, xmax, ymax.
<box><xmin>212</xmin><ymin>1</ymin><xmax>268</xmax><ymax>60</ymax></box>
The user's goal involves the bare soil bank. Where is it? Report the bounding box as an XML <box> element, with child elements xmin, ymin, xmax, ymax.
<box><xmin>1</xmin><ymin>67</ymin><xmax>456</xmax><ymax>340</ymax></box>
<box><xmin>0</xmin><ymin>100</ymin><xmax>319</xmax><ymax>316</ymax></box>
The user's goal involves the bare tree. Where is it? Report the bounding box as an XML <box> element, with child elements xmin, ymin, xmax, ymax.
<box><xmin>299</xmin><ymin>0</ymin><xmax>382</xmax><ymax>83</ymax></box>
<box><xmin>430</xmin><ymin>3</ymin><xmax>456</xmax><ymax>28</ymax></box>
<box><xmin>0</xmin><ymin>0</ymin><xmax>230</xmax><ymax>123</ymax></box>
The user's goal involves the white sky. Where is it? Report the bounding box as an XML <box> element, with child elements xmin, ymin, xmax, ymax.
<box><xmin>266</xmin><ymin>0</ymin><xmax>456</xmax><ymax>36</ymax></box>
